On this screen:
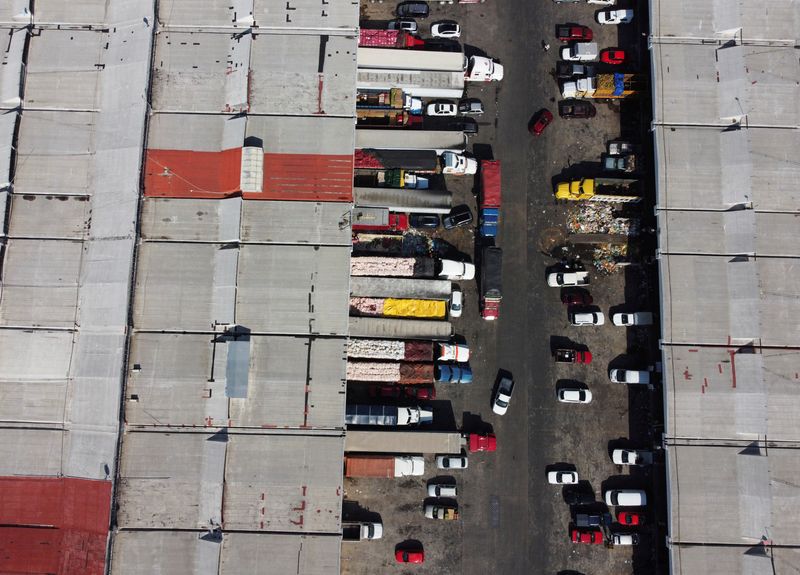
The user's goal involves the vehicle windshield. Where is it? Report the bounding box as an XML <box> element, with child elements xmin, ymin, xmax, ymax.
<box><xmin>451</xmin><ymin>302</ymin><xmax>462</xmax><ymax>311</ymax></box>
<box><xmin>496</xmin><ymin>399</ymin><xmax>509</xmax><ymax>408</ymax></box>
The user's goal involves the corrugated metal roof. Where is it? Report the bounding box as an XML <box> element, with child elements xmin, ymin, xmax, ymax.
<box><xmin>354</xmin><ymin>186</ymin><xmax>453</xmax><ymax>213</ymax></box>
<box><xmin>356</xmin><ymin>129</ymin><xmax>466</xmax><ymax>151</ymax></box>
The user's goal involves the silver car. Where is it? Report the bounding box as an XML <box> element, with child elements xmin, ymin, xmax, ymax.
<box><xmin>427</xmin><ymin>483</ymin><xmax>457</xmax><ymax>497</ymax></box>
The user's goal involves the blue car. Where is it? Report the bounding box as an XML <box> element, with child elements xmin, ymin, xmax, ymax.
<box><xmin>435</xmin><ymin>364</ymin><xmax>473</xmax><ymax>384</ymax></box>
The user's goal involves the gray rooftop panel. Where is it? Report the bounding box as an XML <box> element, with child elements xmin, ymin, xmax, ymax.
<box><xmin>33</xmin><ymin>0</ymin><xmax>109</xmax><ymax>23</ymax></box>
<box><xmin>0</xmin><ymin>428</ymin><xmax>63</xmax><ymax>476</ymax></box>
<box><xmin>240</xmin><ymin>201</ymin><xmax>352</xmax><ymax>245</ymax></box>
<box><xmin>254</xmin><ymin>0</ymin><xmax>358</xmax><ymax>29</ymax></box>
<box><xmin>220</xmin><ymin>532</ymin><xmax>341</xmax><ymax>575</ymax></box>
<box><xmin>24</xmin><ymin>30</ymin><xmax>105</xmax><ymax>110</ymax></box>
<box><xmin>235</xmin><ymin>244</ymin><xmax>350</xmax><ymax>335</ymax></box>
<box><xmin>249</xmin><ymin>34</ymin><xmax>356</xmax><ymax>116</ymax></box>
<box><xmin>157</xmin><ymin>0</ymin><xmax>251</xmax><ymax>27</ymax></box>
<box><xmin>110</xmin><ymin>531</ymin><xmax>220</xmax><ymax>575</ymax></box>
<box><xmin>0</xmin><ymin>239</ymin><xmax>82</xmax><ymax>328</ymax></box>
<box><xmin>671</xmin><ymin>545</ymin><xmax>800</xmax><ymax>575</ymax></box>
<box><xmin>8</xmin><ymin>195</ymin><xmax>90</xmax><ymax>239</ymax></box>
<box><xmin>147</xmin><ymin>113</ymin><xmax>247</xmax><ymax>152</ymax></box>
<box><xmin>223</xmin><ymin>434</ymin><xmax>344</xmax><ymax>533</ymax></box>
<box><xmin>246</xmin><ymin>115</ymin><xmax>356</xmax><ymax>155</ymax></box>
<box><xmin>141</xmin><ymin>197</ymin><xmax>243</xmax><ymax>242</ymax></box>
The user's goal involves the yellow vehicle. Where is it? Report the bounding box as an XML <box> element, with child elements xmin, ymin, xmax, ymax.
<box><xmin>554</xmin><ymin>177</ymin><xmax>641</xmax><ymax>203</ymax></box>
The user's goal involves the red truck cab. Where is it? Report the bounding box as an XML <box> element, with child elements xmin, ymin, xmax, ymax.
<box><xmin>467</xmin><ymin>433</ymin><xmax>497</xmax><ymax>452</ymax></box>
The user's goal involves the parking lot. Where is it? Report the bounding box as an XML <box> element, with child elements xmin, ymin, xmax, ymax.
<box><xmin>344</xmin><ymin>0</ymin><xmax>665</xmax><ymax>573</ymax></box>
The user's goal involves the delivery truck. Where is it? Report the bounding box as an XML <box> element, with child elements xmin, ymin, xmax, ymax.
<box><xmin>345</xmin><ymin>404</ymin><xmax>433</xmax><ymax>426</ymax></box>
<box><xmin>344</xmin><ymin>455</ymin><xmax>425</xmax><ymax>478</ymax></box>
<box><xmin>480</xmin><ymin>246</ymin><xmax>503</xmax><ymax>320</ymax></box>
<box><xmin>479</xmin><ymin>160</ymin><xmax>501</xmax><ymax>238</ymax></box>
<box><xmin>350</xmin><ymin>257</ymin><xmax>475</xmax><ymax>280</ymax></box>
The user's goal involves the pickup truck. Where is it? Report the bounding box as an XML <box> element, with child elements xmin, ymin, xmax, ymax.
<box><xmin>547</xmin><ymin>271</ymin><xmax>590</xmax><ymax>287</ymax></box>
<box><xmin>556</xmin><ymin>24</ymin><xmax>593</xmax><ymax>42</ymax></box>
<box><xmin>575</xmin><ymin>511</ymin><xmax>612</xmax><ymax>527</ymax></box>
<box><xmin>560</xmin><ymin>42</ymin><xmax>598</xmax><ymax>61</ymax></box>
<box><xmin>342</xmin><ymin>522</ymin><xmax>383</xmax><ymax>541</ymax></box>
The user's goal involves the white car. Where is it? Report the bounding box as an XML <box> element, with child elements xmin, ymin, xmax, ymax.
<box><xmin>605</xmin><ymin>489</ymin><xmax>647</xmax><ymax>507</ymax></box>
<box><xmin>597</xmin><ymin>9</ymin><xmax>634</xmax><ymax>24</ymax></box>
<box><xmin>427</xmin><ymin>483</ymin><xmax>457</xmax><ymax>497</ymax></box>
<box><xmin>612</xmin><ymin>533</ymin><xmax>640</xmax><ymax>546</ymax></box>
<box><xmin>612</xmin><ymin>449</ymin><xmax>654</xmax><ymax>466</ymax></box>
<box><xmin>426</xmin><ymin>101</ymin><xmax>458</xmax><ymax>116</ymax></box>
<box><xmin>587</xmin><ymin>0</ymin><xmax>615</xmax><ymax>4</ymax></box>
<box><xmin>548</xmin><ymin>470</ymin><xmax>579</xmax><ymax>485</ymax></box>
<box><xmin>438</xmin><ymin>259</ymin><xmax>475</xmax><ymax>280</ymax></box>
<box><xmin>436</xmin><ymin>454</ymin><xmax>468</xmax><ymax>469</ymax></box>
<box><xmin>612</xmin><ymin>312</ymin><xmax>654</xmax><ymax>326</ymax></box>
<box><xmin>492</xmin><ymin>375</ymin><xmax>514</xmax><ymax>416</ymax></box>
<box><xmin>570</xmin><ymin>311</ymin><xmax>605</xmax><ymax>326</ymax></box>
<box><xmin>431</xmin><ymin>21</ymin><xmax>461</xmax><ymax>38</ymax></box>
<box><xmin>449</xmin><ymin>287</ymin><xmax>463</xmax><ymax>318</ymax></box>
<box><xmin>438</xmin><ymin>343</ymin><xmax>470</xmax><ymax>362</ymax></box>
<box><xmin>557</xmin><ymin>388</ymin><xmax>593</xmax><ymax>404</ymax></box>
<box><xmin>609</xmin><ymin>369</ymin><xmax>650</xmax><ymax>384</ymax></box>
<box><xmin>547</xmin><ymin>271</ymin><xmax>589</xmax><ymax>287</ymax></box>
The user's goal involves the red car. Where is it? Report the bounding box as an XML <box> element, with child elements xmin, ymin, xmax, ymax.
<box><xmin>618</xmin><ymin>511</ymin><xmax>645</xmax><ymax>526</ymax></box>
<box><xmin>571</xmin><ymin>529</ymin><xmax>604</xmax><ymax>545</ymax></box>
<box><xmin>556</xmin><ymin>24</ymin><xmax>593</xmax><ymax>42</ymax></box>
<box><xmin>368</xmin><ymin>385</ymin><xmax>436</xmax><ymax>400</ymax></box>
<box><xmin>561</xmin><ymin>291</ymin><xmax>594</xmax><ymax>306</ymax></box>
<box><xmin>396</xmin><ymin>548</ymin><xmax>425</xmax><ymax>564</ymax></box>
<box><xmin>528</xmin><ymin>108</ymin><xmax>554</xmax><ymax>135</ymax></box>
<box><xmin>600</xmin><ymin>48</ymin><xmax>626</xmax><ymax>65</ymax></box>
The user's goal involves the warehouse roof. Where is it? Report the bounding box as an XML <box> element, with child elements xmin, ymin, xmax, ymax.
<box><xmin>111</xmin><ymin>531</ymin><xmax>341</xmax><ymax>575</ymax></box>
<box><xmin>117</xmin><ymin>433</ymin><xmax>344</xmax><ymax>532</ymax></box>
<box><xmin>126</xmin><ymin>333</ymin><xmax>346</xmax><ymax>429</ymax></box>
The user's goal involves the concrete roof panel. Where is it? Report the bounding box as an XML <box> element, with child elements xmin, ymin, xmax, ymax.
<box><xmin>8</xmin><ymin>195</ymin><xmax>90</xmax><ymax>239</ymax></box>
<box><xmin>246</xmin><ymin>115</ymin><xmax>356</xmax><ymax>155</ymax></box>
<box><xmin>0</xmin><ymin>239</ymin><xmax>82</xmax><ymax>328</ymax></box>
<box><xmin>757</xmin><ymin>258</ymin><xmax>800</xmax><ymax>346</ymax></box>
<box><xmin>0</xmin><ymin>429</ymin><xmax>63</xmax><ymax>476</ymax></box>
<box><xmin>651</xmin><ymin>0</ymin><xmax>798</xmax><ymax>40</ymax></box>
<box><xmin>24</xmin><ymin>30</ymin><xmax>105</xmax><ymax>110</ymax></box>
<box><xmin>249</xmin><ymin>34</ymin><xmax>356</xmax><ymax>116</ymax></box>
<box><xmin>0</xmin><ymin>330</ymin><xmax>73</xmax><ymax>382</ymax></box>
<box><xmin>156</xmin><ymin>0</ymin><xmax>247</xmax><ymax>27</ymax></box>
<box><xmin>133</xmin><ymin>243</ymin><xmax>232</xmax><ymax>331</ymax></box>
<box><xmin>0</xmin><ymin>380</ymin><xmax>68</xmax><ymax>423</ymax></box>
<box><xmin>671</xmin><ymin>545</ymin><xmax>800</xmax><ymax>575</ymax></box>
<box><xmin>141</xmin><ymin>197</ymin><xmax>242</xmax><ymax>242</ymax></box>
<box><xmin>33</xmin><ymin>0</ymin><xmax>109</xmax><ymax>23</ymax></box>
<box><xmin>240</xmin><ymin>201</ymin><xmax>352</xmax><ymax>245</ymax></box>
<box><xmin>223</xmin><ymin>434</ymin><xmax>344</xmax><ymax>532</ymax></box>
<box><xmin>111</xmin><ymin>531</ymin><xmax>220</xmax><ymax>575</ymax></box>
<box><xmin>117</xmin><ymin>432</ymin><xmax>225</xmax><ymax>529</ymax></box>
<box><xmin>229</xmin><ymin>336</ymin><xmax>346</xmax><ymax>428</ymax></box>
<box><xmin>220</xmin><ymin>533</ymin><xmax>341</xmax><ymax>574</ymax></box>
<box><xmin>147</xmin><ymin>113</ymin><xmax>247</xmax><ymax>152</ymax></box>
<box><xmin>254</xmin><ymin>0</ymin><xmax>358</xmax><ymax>29</ymax></box>
<box><xmin>235</xmin><ymin>244</ymin><xmax>350</xmax><ymax>335</ymax></box>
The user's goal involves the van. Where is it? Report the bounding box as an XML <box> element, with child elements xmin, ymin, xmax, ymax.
<box><xmin>609</xmin><ymin>369</ymin><xmax>650</xmax><ymax>384</ymax></box>
<box><xmin>604</xmin><ymin>489</ymin><xmax>647</xmax><ymax>507</ymax></box>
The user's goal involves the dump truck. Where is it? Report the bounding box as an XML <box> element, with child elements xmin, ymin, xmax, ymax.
<box><xmin>554</xmin><ymin>178</ymin><xmax>641</xmax><ymax>202</ymax></box>
<box><xmin>358</xmin><ymin>29</ymin><xmax>426</xmax><ymax>49</ymax></box>
<box><xmin>376</xmin><ymin>169</ymin><xmax>429</xmax><ymax>189</ymax></box>
<box><xmin>481</xmin><ymin>246</ymin><xmax>503</xmax><ymax>320</ymax></box>
<box><xmin>344</xmin><ymin>455</ymin><xmax>425</xmax><ymax>478</ymax></box>
<box><xmin>342</xmin><ymin>522</ymin><xmax>383</xmax><ymax>541</ymax></box>
<box><xmin>345</xmin><ymin>404</ymin><xmax>433</xmax><ymax>426</ymax></box>
<box><xmin>562</xmin><ymin>73</ymin><xmax>639</xmax><ymax>99</ymax></box>
<box><xmin>351</xmin><ymin>209</ymin><xmax>409</xmax><ymax>232</ymax></box>
<box><xmin>347</xmin><ymin>361</ymin><xmax>436</xmax><ymax>384</ymax></box>
<box><xmin>479</xmin><ymin>160</ymin><xmax>501</xmax><ymax>238</ymax></box>
<box><xmin>347</xmin><ymin>339</ymin><xmax>436</xmax><ymax>361</ymax></box>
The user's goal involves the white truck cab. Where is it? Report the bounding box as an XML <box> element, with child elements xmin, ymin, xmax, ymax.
<box><xmin>465</xmin><ymin>55</ymin><xmax>504</xmax><ymax>81</ymax></box>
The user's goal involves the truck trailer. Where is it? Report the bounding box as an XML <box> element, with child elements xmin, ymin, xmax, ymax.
<box><xmin>562</xmin><ymin>73</ymin><xmax>640</xmax><ymax>99</ymax></box>
<box><xmin>348</xmin><ymin>317</ymin><xmax>454</xmax><ymax>340</ymax></box>
<box><xmin>344</xmin><ymin>455</ymin><xmax>425</xmax><ymax>477</ymax></box>
<box><xmin>347</xmin><ymin>339</ymin><xmax>436</xmax><ymax>361</ymax></box>
<box><xmin>350</xmin><ymin>257</ymin><xmax>475</xmax><ymax>280</ymax></box>
<box><xmin>479</xmin><ymin>160</ymin><xmax>501</xmax><ymax>237</ymax></box>
<box><xmin>344</xmin><ymin>431</ymin><xmax>493</xmax><ymax>454</ymax></box>
<box><xmin>345</xmin><ymin>404</ymin><xmax>433</xmax><ymax>426</ymax></box>
<box><xmin>555</xmin><ymin>178</ymin><xmax>641</xmax><ymax>202</ymax></box>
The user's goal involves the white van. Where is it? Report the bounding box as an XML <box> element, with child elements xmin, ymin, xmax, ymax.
<box><xmin>609</xmin><ymin>369</ymin><xmax>650</xmax><ymax>384</ymax></box>
<box><xmin>612</xmin><ymin>533</ymin><xmax>640</xmax><ymax>546</ymax></box>
<box><xmin>604</xmin><ymin>489</ymin><xmax>647</xmax><ymax>507</ymax></box>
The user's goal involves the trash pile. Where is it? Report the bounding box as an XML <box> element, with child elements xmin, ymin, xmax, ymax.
<box><xmin>567</xmin><ymin>204</ymin><xmax>640</xmax><ymax>236</ymax></box>
<box><xmin>592</xmin><ymin>244</ymin><xmax>628</xmax><ymax>274</ymax></box>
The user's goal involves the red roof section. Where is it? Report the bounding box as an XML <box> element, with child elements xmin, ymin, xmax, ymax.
<box><xmin>144</xmin><ymin>150</ymin><xmax>353</xmax><ymax>202</ymax></box>
<box><xmin>0</xmin><ymin>477</ymin><xmax>111</xmax><ymax>575</ymax></box>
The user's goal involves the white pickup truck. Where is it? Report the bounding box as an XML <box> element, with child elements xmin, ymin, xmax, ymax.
<box><xmin>561</xmin><ymin>42</ymin><xmax>598</xmax><ymax>62</ymax></box>
<box><xmin>547</xmin><ymin>271</ymin><xmax>590</xmax><ymax>287</ymax></box>
<box><xmin>342</xmin><ymin>522</ymin><xmax>383</xmax><ymax>541</ymax></box>
<box><xmin>438</xmin><ymin>259</ymin><xmax>476</xmax><ymax>280</ymax></box>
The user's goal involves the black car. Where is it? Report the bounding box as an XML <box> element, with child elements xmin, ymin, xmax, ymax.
<box><xmin>558</xmin><ymin>99</ymin><xmax>597</xmax><ymax>119</ymax></box>
<box><xmin>424</xmin><ymin>117</ymin><xmax>479</xmax><ymax>135</ymax></box>
<box><xmin>442</xmin><ymin>205</ymin><xmax>473</xmax><ymax>230</ymax></box>
<box><xmin>555</xmin><ymin>61</ymin><xmax>595</xmax><ymax>79</ymax></box>
<box><xmin>564</xmin><ymin>488</ymin><xmax>595</xmax><ymax>505</ymax></box>
<box><xmin>575</xmin><ymin>511</ymin><xmax>612</xmax><ymax>528</ymax></box>
<box><xmin>458</xmin><ymin>98</ymin><xmax>484</xmax><ymax>115</ymax></box>
<box><xmin>451</xmin><ymin>118</ymin><xmax>479</xmax><ymax>135</ymax></box>
<box><xmin>396</xmin><ymin>1</ymin><xmax>429</xmax><ymax>18</ymax></box>
<box><xmin>409</xmin><ymin>213</ymin><xmax>440</xmax><ymax>229</ymax></box>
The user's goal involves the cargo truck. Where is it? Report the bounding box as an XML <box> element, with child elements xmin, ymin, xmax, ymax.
<box><xmin>376</xmin><ymin>169</ymin><xmax>429</xmax><ymax>189</ymax></box>
<box><xmin>358</xmin><ymin>29</ymin><xmax>426</xmax><ymax>49</ymax></box>
<box><xmin>479</xmin><ymin>160</ymin><xmax>501</xmax><ymax>237</ymax></box>
<box><xmin>481</xmin><ymin>246</ymin><xmax>503</xmax><ymax>320</ymax></box>
<box><xmin>348</xmin><ymin>317</ymin><xmax>454</xmax><ymax>340</ymax></box>
<box><xmin>344</xmin><ymin>431</ymin><xmax>495</xmax><ymax>454</ymax></box>
<box><xmin>347</xmin><ymin>361</ymin><xmax>436</xmax><ymax>384</ymax></box>
<box><xmin>349</xmin><ymin>297</ymin><xmax>447</xmax><ymax>319</ymax></box>
<box><xmin>347</xmin><ymin>340</ymin><xmax>466</xmax><ymax>362</ymax></box>
<box><xmin>346</xmin><ymin>404</ymin><xmax>433</xmax><ymax>426</ymax></box>
<box><xmin>554</xmin><ymin>178</ymin><xmax>641</xmax><ymax>202</ymax></box>
<box><xmin>342</xmin><ymin>522</ymin><xmax>383</xmax><ymax>541</ymax></box>
<box><xmin>351</xmin><ymin>209</ymin><xmax>410</xmax><ymax>232</ymax></box>
<box><xmin>350</xmin><ymin>257</ymin><xmax>475</xmax><ymax>280</ymax></box>
<box><xmin>356</xmin><ymin>88</ymin><xmax>423</xmax><ymax>113</ymax></box>
<box><xmin>344</xmin><ymin>455</ymin><xmax>425</xmax><ymax>477</ymax></box>
<box><xmin>561</xmin><ymin>73</ymin><xmax>640</xmax><ymax>99</ymax></box>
